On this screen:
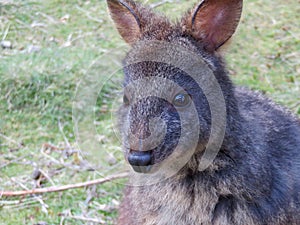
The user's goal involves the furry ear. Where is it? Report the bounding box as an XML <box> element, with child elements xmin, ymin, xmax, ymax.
<box><xmin>107</xmin><ymin>0</ymin><xmax>141</xmax><ymax>44</ymax></box>
<box><xmin>182</xmin><ymin>0</ymin><xmax>243</xmax><ymax>52</ymax></box>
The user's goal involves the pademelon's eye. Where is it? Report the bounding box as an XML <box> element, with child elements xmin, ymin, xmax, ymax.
<box><xmin>123</xmin><ymin>94</ymin><xmax>130</xmax><ymax>105</ymax></box>
<box><xmin>172</xmin><ymin>93</ymin><xmax>190</xmax><ymax>107</ymax></box>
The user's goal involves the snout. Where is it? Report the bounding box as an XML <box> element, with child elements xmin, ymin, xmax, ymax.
<box><xmin>128</xmin><ymin>150</ymin><xmax>153</xmax><ymax>173</ymax></box>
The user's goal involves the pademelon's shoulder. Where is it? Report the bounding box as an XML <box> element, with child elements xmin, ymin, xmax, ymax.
<box><xmin>235</xmin><ymin>86</ymin><xmax>300</xmax><ymax>174</ymax></box>
<box><xmin>234</xmin><ymin>86</ymin><xmax>300</xmax><ymax>127</ymax></box>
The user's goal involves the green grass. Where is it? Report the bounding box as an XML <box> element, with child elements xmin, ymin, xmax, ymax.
<box><xmin>0</xmin><ymin>0</ymin><xmax>299</xmax><ymax>224</ymax></box>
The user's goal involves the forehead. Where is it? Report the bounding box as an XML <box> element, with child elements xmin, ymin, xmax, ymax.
<box><xmin>124</xmin><ymin>61</ymin><xmax>182</xmax><ymax>80</ymax></box>
<box><xmin>123</xmin><ymin>62</ymin><xmax>186</xmax><ymax>98</ymax></box>
<box><xmin>122</xmin><ymin>61</ymin><xmax>209</xmax><ymax>103</ymax></box>
<box><xmin>122</xmin><ymin>39</ymin><xmax>217</xmax><ymax>83</ymax></box>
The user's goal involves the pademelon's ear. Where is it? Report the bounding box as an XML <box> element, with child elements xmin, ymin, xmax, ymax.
<box><xmin>182</xmin><ymin>0</ymin><xmax>243</xmax><ymax>52</ymax></box>
<box><xmin>107</xmin><ymin>0</ymin><xmax>141</xmax><ymax>44</ymax></box>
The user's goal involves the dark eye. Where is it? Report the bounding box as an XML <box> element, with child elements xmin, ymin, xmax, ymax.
<box><xmin>172</xmin><ymin>93</ymin><xmax>190</xmax><ymax>107</ymax></box>
<box><xmin>123</xmin><ymin>94</ymin><xmax>130</xmax><ymax>105</ymax></box>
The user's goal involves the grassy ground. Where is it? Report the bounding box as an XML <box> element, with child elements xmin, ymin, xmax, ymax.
<box><xmin>0</xmin><ymin>0</ymin><xmax>299</xmax><ymax>224</ymax></box>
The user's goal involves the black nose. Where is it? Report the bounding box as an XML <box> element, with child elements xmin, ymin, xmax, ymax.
<box><xmin>128</xmin><ymin>150</ymin><xmax>152</xmax><ymax>166</ymax></box>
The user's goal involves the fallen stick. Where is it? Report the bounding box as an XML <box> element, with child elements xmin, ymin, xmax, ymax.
<box><xmin>60</xmin><ymin>214</ymin><xmax>106</xmax><ymax>224</ymax></box>
<box><xmin>1</xmin><ymin>172</ymin><xmax>128</xmax><ymax>197</ymax></box>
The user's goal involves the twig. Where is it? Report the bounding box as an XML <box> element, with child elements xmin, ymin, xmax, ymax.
<box><xmin>0</xmin><ymin>154</ymin><xmax>31</xmax><ymax>169</ymax></box>
<box><xmin>0</xmin><ymin>197</ymin><xmax>41</xmax><ymax>210</ymax></box>
<box><xmin>40</xmin><ymin>144</ymin><xmax>93</xmax><ymax>171</ymax></box>
<box><xmin>0</xmin><ymin>132</ymin><xmax>23</xmax><ymax>148</ymax></box>
<box><xmin>2</xmin><ymin>23</ymin><xmax>11</xmax><ymax>41</ymax></box>
<box><xmin>59</xmin><ymin>216</ymin><xmax>65</xmax><ymax>225</ymax></box>
<box><xmin>40</xmin><ymin>145</ymin><xmax>62</xmax><ymax>165</ymax></box>
<box><xmin>75</xmin><ymin>5</ymin><xmax>103</xmax><ymax>23</ymax></box>
<box><xmin>0</xmin><ymin>198</ymin><xmax>37</xmax><ymax>206</ymax></box>
<box><xmin>36</xmin><ymin>12</ymin><xmax>57</xmax><ymax>24</ymax></box>
<box><xmin>291</xmin><ymin>102</ymin><xmax>300</xmax><ymax>110</ymax></box>
<box><xmin>11</xmin><ymin>177</ymin><xmax>49</xmax><ymax>214</ymax></box>
<box><xmin>58</xmin><ymin>120</ymin><xmax>71</xmax><ymax>149</ymax></box>
<box><xmin>150</xmin><ymin>0</ymin><xmax>174</xmax><ymax>8</ymax></box>
<box><xmin>39</xmin><ymin>168</ymin><xmax>56</xmax><ymax>186</ymax></box>
<box><xmin>2</xmin><ymin>202</ymin><xmax>40</xmax><ymax>210</ymax></box>
<box><xmin>60</xmin><ymin>214</ymin><xmax>106</xmax><ymax>224</ymax></box>
<box><xmin>1</xmin><ymin>172</ymin><xmax>128</xmax><ymax>197</ymax></box>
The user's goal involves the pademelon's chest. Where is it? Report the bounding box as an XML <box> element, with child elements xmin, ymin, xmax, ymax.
<box><xmin>129</xmin><ymin>177</ymin><xmax>258</xmax><ymax>225</ymax></box>
<box><xmin>130</xmin><ymin>180</ymin><xmax>220</xmax><ymax>225</ymax></box>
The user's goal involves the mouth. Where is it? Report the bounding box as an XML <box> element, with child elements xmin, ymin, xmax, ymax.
<box><xmin>131</xmin><ymin>165</ymin><xmax>153</xmax><ymax>173</ymax></box>
<box><xmin>127</xmin><ymin>149</ymin><xmax>154</xmax><ymax>173</ymax></box>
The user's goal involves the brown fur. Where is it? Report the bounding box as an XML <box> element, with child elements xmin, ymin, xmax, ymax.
<box><xmin>106</xmin><ymin>0</ymin><xmax>300</xmax><ymax>224</ymax></box>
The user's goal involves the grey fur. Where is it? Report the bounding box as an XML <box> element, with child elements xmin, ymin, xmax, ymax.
<box><xmin>106</xmin><ymin>0</ymin><xmax>300</xmax><ymax>224</ymax></box>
